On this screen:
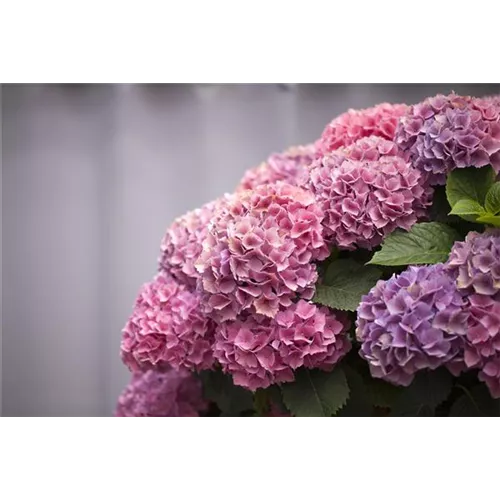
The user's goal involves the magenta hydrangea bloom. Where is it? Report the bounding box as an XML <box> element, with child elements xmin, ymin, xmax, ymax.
<box><xmin>479</xmin><ymin>355</ymin><xmax>500</xmax><ymax>398</ymax></box>
<box><xmin>114</xmin><ymin>367</ymin><xmax>207</xmax><ymax>417</ymax></box>
<box><xmin>237</xmin><ymin>144</ymin><xmax>316</xmax><ymax>191</ymax></box>
<box><xmin>316</xmin><ymin>103</ymin><xmax>408</xmax><ymax>156</ymax></box>
<box><xmin>329</xmin><ymin>136</ymin><xmax>407</xmax><ymax>163</ymax></box>
<box><xmin>356</xmin><ymin>264</ymin><xmax>469</xmax><ymax>386</ymax></box>
<box><xmin>308</xmin><ymin>153</ymin><xmax>431</xmax><ymax>250</ymax></box>
<box><xmin>395</xmin><ymin>93</ymin><xmax>500</xmax><ymax>185</ymax></box>
<box><xmin>446</xmin><ymin>230</ymin><xmax>500</xmax><ymax>296</ymax></box>
<box><xmin>159</xmin><ymin>200</ymin><xmax>219</xmax><ymax>288</ymax></box>
<box><xmin>121</xmin><ymin>274</ymin><xmax>215</xmax><ymax>372</ymax></box>
<box><xmin>214</xmin><ymin>300</ymin><xmax>351</xmax><ymax>390</ymax></box>
<box><xmin>196</xmin><ymin>184</ymin><xmax>329</xmax><ymax>321</ymax></box>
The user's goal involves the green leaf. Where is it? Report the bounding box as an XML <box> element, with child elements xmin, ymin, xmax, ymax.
<box><xmin>368</xmin><ymin>222</ymin><xmax>460</xmax><ymax>266</ymax></box>
<box><xmin>392</xmin><ymin>369</ymin><xmax>453</xmax><ymax>416</ymax></box>
<box><xmin>200</xmin><ymin>370</ymin><xmax>254</xmax><ymax>416</ymax></box>
<box><xmin>450</xmin><ymin>385</ymin><xmax>500</xmax><ymax>417</ymax></box>
<box><xmin>368</xmin><ymin>378</ymin><xmax>404</xmax><ymax>409</ymax></box>
<box><xmin>448</xmin><ymin>199</ymin><xmax>486</xmax><ymax>216</ymax></box>
<box><xmin>336</xmin><ymin>367</ymin><xmax>373</xmax><ymax>417</ymax></box>
<box><xmin>446</xmin><ymin>165</ymin><xmax>496</xmax><ymax>208</ymax></box>
<box><xmin>313</xmin><ymin>259</ymin><xmax>382</xmax><ymax>311</ymax></box>
<box><xmin>281</xmin><ymin>367</ymin><xmax>349</xmax><ymax>417</ymax></box>
<box><xmin>476</xmin><ymin>214</ymin><xmax>500</xmax><ymax>227</ymax></box>
<box><xmin>485</xmin><ymin>183</ymin><xmax>500</xmax><ymax>215</ymax></box>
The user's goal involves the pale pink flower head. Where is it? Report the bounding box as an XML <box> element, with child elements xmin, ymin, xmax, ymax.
<box><xmin>196</xmin><ymin>183</ymin><xmax>329</xmax><ymax>321</ymax></box>
<box><xmin>308</xmin><ymin>153</ymin><xmax>431</xmax><ymax>250</ymax></box>
<box><xmin>395</xmin><ymin>93</ymin><xmax>500</xmax><ymax>185</ymax></box>
<box><xmin>120</xmin><ymin>274</ymin><xmax>215</xmax><ymax>372</ymax></box>
<box><xmin>159</xmin><ymin>199</ymin><xmax>222</xmax><ymax>288</ymax></box>
<box><xmin>316</xmin><ymin>103</ymin><xmax>408</xmax><ymax>156</ymax></box>
<box><xmin>213</xmin><ymin>300</ymin><xmax>351</xmax><ymax>390</ymax></box>
<box><xmin>114</xmin><ymin>367</ymin><xmax>207</xmax><ymax>417</ymax></box>
<box><xmin>237</xmin><ymin>144</ymin><xmax>316</xmax><ymax>191</ymax></box>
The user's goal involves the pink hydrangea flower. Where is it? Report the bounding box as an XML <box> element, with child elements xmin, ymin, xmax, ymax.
<box><xmin>327</xmin><ymin>136</ymin><xmax>407</xmax><ymax>163</ymax></box>
<box><xmin>196</xmin><ymin>183</ymin><xmax>329</xmax><ymax>321</ymax></box>
<box><xmin>159</xmin><ymin>197</ymin><xmax>230</xmax><ymax>288</ymax></box>
<box><xmin>158</xmin><ymin>201</ymin><xmax>217</xmax><ymax>288</ymax></box>
<box><xmin>308</xmin><ymin>153</ymin><xmax>431</xmax><ymax>250</ymax></box>
<box><xmin>395</xmin><ymin>93</ymin><xmax>500</xmax><ymax>185</ymax></box>
<box><xmin>121</xmin><ymin>274</ymin><xmax>215</xmax><ymax>372</ymax></box>
<box><xmin>316</xmin><ymin>103</ymin><xmax>408</xmax><ymax>156</ymax></box>
<box><xmin>213</xmin><ymin>300</ymin><xmax>351</xmax><ymax>390</ymax></box>
<box><xmin>237</xmin><ymin>144</ymin><xmax>316</xmax><ymax>191</ymax></box>
<box><xmin>114</xmin><ymin>367</ymin><xmax>207</xmax><ymax>417</ymax></box>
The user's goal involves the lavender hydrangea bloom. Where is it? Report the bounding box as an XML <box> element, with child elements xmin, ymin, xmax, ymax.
<box><xmin>446</xmin><ymin>230</ymin><xmax>500</xmax><ymax>296</ymax></box>
<box><xmin>237</xmin><ymin>144</ymin><xmax>316</xmax><ymax>191</ymax></box>
<box><xmin>356</xmin><ymin>264</ymin><xmax>468</xmax><ymax>386</ymax></box>
<box><xmin>114</xmin><ymin>367</ymin><xmax>207</xmax><ymax>417</ymax></box>
<box><xmin>395</xmin><ymin>93</ymin><xmax>500</xmax><ymax>185</ymax></box>
<box><xmin>196</xmin><ymin>184</ymin><xmax>329</xmax><ymax>321</ymax></box>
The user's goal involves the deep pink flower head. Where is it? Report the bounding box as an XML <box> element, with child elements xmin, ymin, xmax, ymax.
<box><xmin>479</xmin><ymin>355</ymin><xmax>500</xmax><ymax>399</ymax></box>
<box><xmin>196</xmin><ymin>183</ymin><xmax>329</xmax><ymax>321</ymax></box>
<box><xmin>159</xmin><ymin>200</ymin><xmax>219</xmax><ymax>288</ymax></box>
<box><xmin>356</xmin><ymin>264</ymin><xmax>469</xmax><ymax>386</ymax></box>
<box><xmin>213</xmin><ymin>300</ymin><xmax>351</xmax><ymax>390</ymax></box>
<box><xmin>395</xmin><ymin>93</ymin><xmax>500</xmax><ymax>185</ymax></box>
<box><xmin>327</xmin><ymin>136</ymin><xmax>407</xmax><ymax>163</ymax></box>
<box><xmin>446</xmin><ymin>230</ymin><xmax>500</xmax><ymax>296</ymax></box>
<box><xmin>237</xmin><ymin>144</ymin><xmax>316</xmax><ymax>191</ymax></box>
<box><xmin>316</xmin><ymin>103</ymin><xmax>408</xmax><ymax>156</ymax></box>
<box><xmin>114</xmin><ymin>367</ymin><xmax>207</xmax><ymax>417</ymax></box>
<box><xmin>308</xmin><ymin>153</ymin><xmax>431</xmax><ymax>250</ymax></box>
<box><xmin>120</xmin><ymin>274</ymin><xmax>215</xmax><ymax>372</ymax></box>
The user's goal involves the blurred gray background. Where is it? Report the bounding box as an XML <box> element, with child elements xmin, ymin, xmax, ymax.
<box><xmin>2</xmin><ymin>83</ymin><xmax>500</xmax><ymax>416</ymax></box>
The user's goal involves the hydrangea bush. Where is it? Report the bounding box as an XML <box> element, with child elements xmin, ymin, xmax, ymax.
<box><xmin>116</xmin><ymin>91</ymin><xmax>500</xmax><ymax>417</ymax></box>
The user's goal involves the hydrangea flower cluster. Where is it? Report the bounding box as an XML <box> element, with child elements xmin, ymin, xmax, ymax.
<box><xmin>214</xmin><ymin>300</ymin><xmax>351</xmax><ymax>390</ymax></box>
<box><xmin>446</xmin><ymin>231</ymin><xmax>500</xmax><ymax>396</ymax></box>
<box><xmin>121</xmin><ymin>274</ymin><xmax>215</xmax><ymax>372</ymax></box>
<box><xmin>356</xmin><ymin>264</ymin><xmax>469</xmax><ymax>386</ymax></box>
<box><xmin>115</xmin><ymin>367</ymin><xmax>207</xmax><ymax>417</ymax></box>
<box><xmin>237</xmin><ymin>144</ymin><xmax>316</xmax><ymax>191</ymax></box>
<box><xmin>309</xmin><ymin>151</ymin><xmax>431</xmax><ymax>249</ymax></box>
<box><xmin>117</xmin><ymin>91</ymin><xmax>500</xmax><ymax>416</ymax></box>
<box><xmin>316</xmin><ymin>102</ymin><xmax>408</xmax><ymax>156</ymax></box>
<box><xmin>196</xmin><ymin>183</ymin><xmax>329</xmax><ymax>321</ymax></box>
<box><xmin>395</xmin><ymin>93</ymin><xmax>500</xmax><ymax>185</ymax></box>
<box><xmin>159</xmin><ymin>200</ymin><xmax>219</xmax><ymax>288</ymax></box>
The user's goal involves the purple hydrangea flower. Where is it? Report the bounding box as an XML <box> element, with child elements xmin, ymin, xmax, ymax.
<box><xmin>446</xmin><ymin>230</ymin><xmax>500</xmax><ymax>296</ymax></box>
<box><xmin>114</xmin><ymin>367</ymin><xmax>207</xmax><ymax>417</ymax></box>
<box><xmin>395</xmin><ymin>93</ymin><xmax>500</xmax><ymax>185</ymax></box>
<box><xmin>479</xmin><ymin>355</ymin><xmax>500</xmax><ymax>398</ymax></box>
<box><xmin>356</xmin><ymin>264</ymin><xmax>468</xmax><ymax>386</ymax></box>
